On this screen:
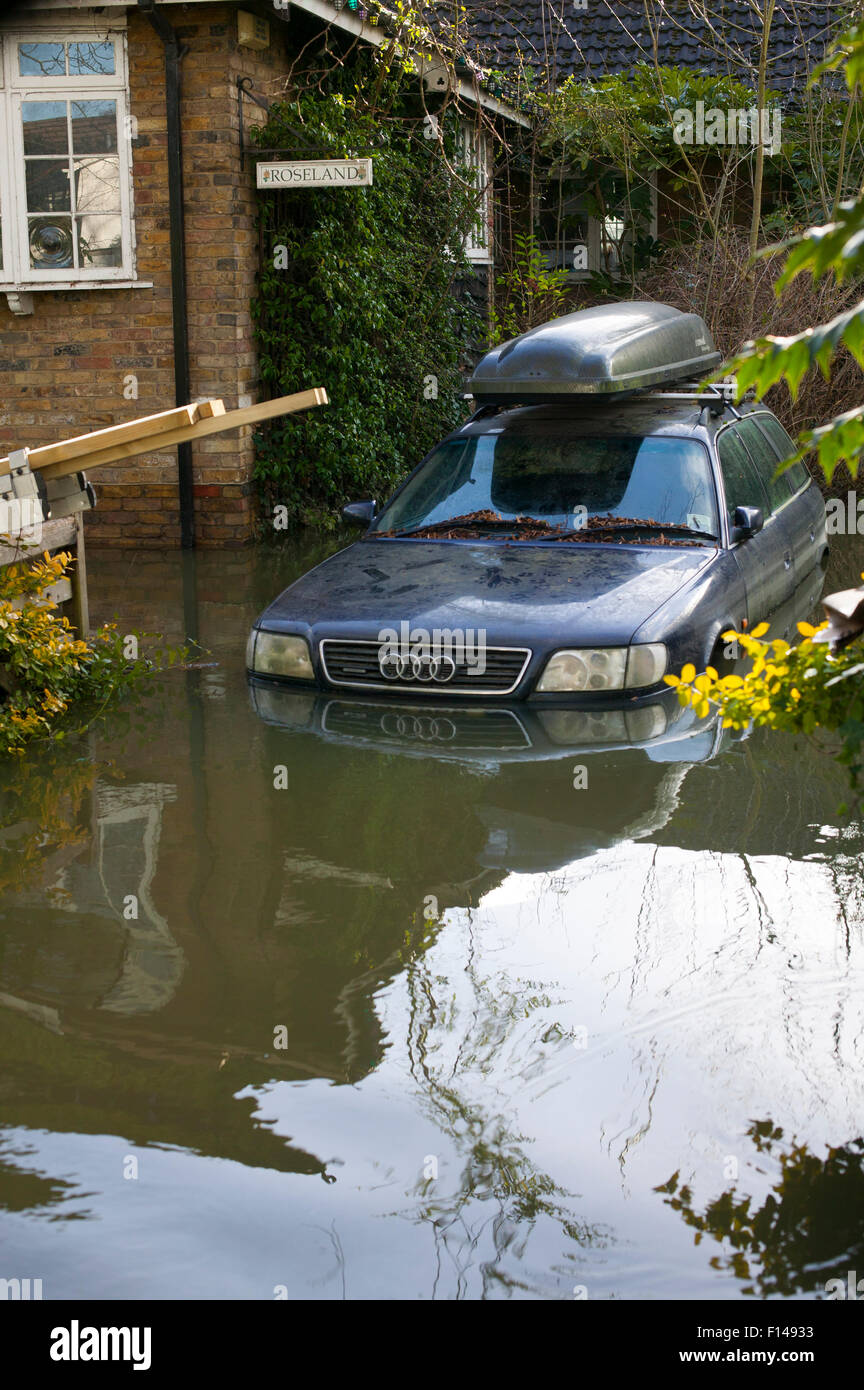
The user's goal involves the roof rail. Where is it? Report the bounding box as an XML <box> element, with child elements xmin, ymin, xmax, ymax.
<box><xmin>638</xmin><ymin>379</ymin><xmax>742</xmax><ymax>418</ymax></box>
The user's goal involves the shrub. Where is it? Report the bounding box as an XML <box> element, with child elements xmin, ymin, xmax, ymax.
<box><xmin>251</xmin><ymin>75</ymin><xmax>483</xmax><ymax>529</ymax></box>
<box><xmin>0</xmin><ymin>551</ymin><xmax>180</xmax><ymax>756</ymax></box>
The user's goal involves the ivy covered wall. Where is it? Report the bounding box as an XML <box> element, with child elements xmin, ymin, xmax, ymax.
<box><xmin>251</xmin><ymin>55</ymin><xmax>488</xmax><ymax>529</ymax></box>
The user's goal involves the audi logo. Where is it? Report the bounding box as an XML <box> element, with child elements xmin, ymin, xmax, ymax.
<box><xmin>378</xmin><ymin>650</ymin><xmax>457</xmax><ymax>684</ymax></box>
<box><xmin>380</xmin><ymin>713</ymin><xmax>458</xmax><ymax>742</ymax></box>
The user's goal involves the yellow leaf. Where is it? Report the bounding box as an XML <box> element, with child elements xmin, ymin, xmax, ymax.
<box><xmin>751</xmin><ymin>622</ymin><xmax>770</xmax><ymax>638</ymax></box>
<box><xmin>680</xmin><ymin>663</ymin><xmax>696</xmax><ymax>684</ymax></box>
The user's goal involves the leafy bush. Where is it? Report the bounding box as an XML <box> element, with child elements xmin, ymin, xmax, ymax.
<box><xmin>489</xmin><ymin>232</ymin><xmax>570</xmax><ymax>343</ymax></box>
<box><xmin>666</xmin><ymin>618</ymin><xmax>864</xmax><ymax>806</ymax></box>
<box><xmin>0</xmin><ymin>551</ymin><xmax>179</xmax><ymax>756</ymax></box>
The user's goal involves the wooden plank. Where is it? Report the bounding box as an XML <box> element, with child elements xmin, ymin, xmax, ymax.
<box><xmin>0</xmin><ymin>401</ymin><xmax>224</xmax><ymax>474</ymax></box>
<box><xmin>36</xmin><ymin>388</ymin><xmax>328</xmax><ymax>481</ymax></box>
<box><xmin>0</xmin><ymin>516</ymin><xmax>76</xmax><ymax>568</ymax></box>
<box><xmin>71</xmin><ymin>511</ymin><xmax>89</xmax><ymax>638</ymax></box>
<box><xmin>9</xmin><ymin>577</ymin><xmax>72</xmax><ymax>610</ymax></box>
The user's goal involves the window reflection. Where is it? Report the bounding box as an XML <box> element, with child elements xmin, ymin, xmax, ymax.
<box><xmin>18</xmin><ymin>42</ymin><xmax>65</xmax><ymax>76</ymax></box>
<box><xmin>17</xmin><ymin>41</ymin><xmax>115</xmax><ymax>77</ymax></box>
<box><xmin>71</xmin><ymin>100</ymin><xmax>117</xmax><ymax>154</ymax></box>
<box><xmin>68</xmin><ymin>42</ymin><xmax>115</xmax><ymax>76</ymax></box>
<box><xmin>22</xmin><ymin>101</ymin><xmax>68</xmax><ymax>156</ymax></box>
<box><xmin>76</xmin><ymin>214</ymin><xmax>122</xmax><ymax>267</ymax></box>
<box><xmin>73</xmin><ymin>158</ymin><xmax>120</xmax><ymax>213</ymax></box>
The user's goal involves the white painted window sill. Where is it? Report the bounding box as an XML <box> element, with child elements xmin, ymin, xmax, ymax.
<box><xmin>3</xmin><ymin>282</ymin><xmax>154</xmax><ymax>314</ymax></box>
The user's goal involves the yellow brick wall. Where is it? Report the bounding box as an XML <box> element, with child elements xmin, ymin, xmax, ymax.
<box><xmin>0</xmin><ymin>4</ymin><xmax>296</xmax><ymax>545</ymax></box>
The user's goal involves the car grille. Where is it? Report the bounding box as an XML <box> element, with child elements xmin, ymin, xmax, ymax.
<box><xmin>319</xmin><ymin>640</ymin><xmax>531</xmax><ymax>696</ymax></box>
<box><xmin>321</xmin><ymin>701</ymin><xmax>532</xmax><ymax>749</ymax></box>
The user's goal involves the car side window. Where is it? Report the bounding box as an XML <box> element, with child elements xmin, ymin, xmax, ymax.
<box><xmin>717</xmin><ymin>427</ymin><xmax>769</xmax><ymax>533</ymax></box>
<box><xmin>737</xmin><ymin>416</ymin><xmax>795</xmax><ymax>510</ymax></box>
<box><xmin>753</xmin><ymin>414</ymin><xmax>810</xmax><ymax>493</ymax></box>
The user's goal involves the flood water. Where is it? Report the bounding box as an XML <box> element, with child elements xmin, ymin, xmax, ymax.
<box><xmin>2</xmin><ymin>533</ymin><xmax>864</xmax><ymax>1301</ymax></box>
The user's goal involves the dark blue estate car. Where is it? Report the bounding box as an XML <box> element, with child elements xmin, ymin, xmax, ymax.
<box><xmin>247</xmin><ymin>304</ymin><xmax>828</xmax><ymax>704</ymax></box>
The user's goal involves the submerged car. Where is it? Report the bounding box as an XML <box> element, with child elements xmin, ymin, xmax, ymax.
<box><xmin>247</xmin><ymin>302</ymin><xmax>828</xmax><ymax>703</ymax></box>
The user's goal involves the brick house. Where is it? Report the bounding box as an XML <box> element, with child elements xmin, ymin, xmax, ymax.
<box><xmin>463</xmin><ymin>0</ymin><xmax>845</xmax><ymax>281</ymax></box>
<box><xmin>0</xmin><ymin>0</ymin><xmax>523</xmax><ymax>546</ymax></box>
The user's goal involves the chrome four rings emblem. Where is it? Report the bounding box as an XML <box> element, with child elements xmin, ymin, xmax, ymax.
<box><xmin>378</xmin><ymin>650</ymin><xmax>457</xmax><ymax>683</ymax></box>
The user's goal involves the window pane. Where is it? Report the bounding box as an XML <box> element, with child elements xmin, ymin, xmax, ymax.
<box><xmin>18</xmin><ymin>43</ymin><xmax>66</xmax><ymax>76</ymax></box>
<box><xmin>68</xmin><ymin>42</ymin><xmax>115</xmax><ymax>76</ymax></box>
<box><xmin>373</xmin><ymin>432</ymin><xmax>719</xmax><ymax>536</ymax></box>
<box><xmin>73</xmin><ymin>158</ymin><xmax>120</xmax><ymax>213</ymax></box>
<box><xmin>754</xmin><ymin>414</ymin><xmax>810</xmax><ymax>492</ymax></box>
<box><xmin>22</xmin><ymin>101</ymin><xmax>69</xmax><ymax>156</ymax></box>
<box><xmin>738</xmin><ymin>415</ymin><xmax>794</xmax><ymax>509</ymax></box>
<box><xmin>77</xmin><ymin>214</ymin><xmax>122</xmax><ymax>267</ymax></box>
<box><xmin>25</xmin><ymin>159</ymin><xmax>71</xmax><ymax>212</ymax></box>
<box><xmin>71</xmin><ymin>100</ymin><xmax>117</xmax><ymax>154</ymax></box>
<box><xmin>718</xmin><ymin>428</ymin><xmax>768</xmax><ymax>525</ymax></box>
<box><xmin>29</xmin><ymin>217</ymin><xmax>75</xmax><ymax>269</ymax></box>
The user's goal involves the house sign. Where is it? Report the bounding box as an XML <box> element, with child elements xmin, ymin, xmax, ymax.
<box><xmin>256</xmin><ymin>158</ymin><xmax>373</xmax><ymax>189</ymax></box>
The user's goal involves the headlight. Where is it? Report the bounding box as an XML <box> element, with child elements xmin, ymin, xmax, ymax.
<box><xmin>247</xmin><ymin>630</ymin><xmax>314</xmax><ymax>681</ymax></box>
<box><xmin>624</xmin><ymin>644</ymin><xmax>667</xmax><ymax>688</ymax></box>
<box><xmin>539</xmin><ymin>708</ymin><xmax>629</xmax><ymax>743</ymax></box>
<box><xmin>624</xmin><ymin>703</ymin><xmax>667</xmax><ymax>741</ymax></box>
<box><xmin>537</xmin><ymin>648</ymin><xmax>627</xmax><ymax>692</ymax></box>
<box><xmin>536</xmin><ymin>643</ymin><xmax>666</xmax><ymax>693</ymax></box>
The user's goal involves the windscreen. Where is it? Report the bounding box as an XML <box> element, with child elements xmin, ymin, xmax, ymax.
<box><xmin>371</xmin><ymin>430</ymin><xmax>719</xmax><ymax>538</ymax></box>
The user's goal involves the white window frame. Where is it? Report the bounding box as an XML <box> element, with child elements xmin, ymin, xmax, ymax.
<box><xmin>0</xmin><ymin>23</ymin><xmax>137</xmax><ymax>293</ymax></box>
<box><xmin>538</xmin><ymin>178</ymin><xmax>658</xmax><ymax>282</ymax></box>
<box><xmin>457</xmin><ymin>119</ymin><xmax>493</xmax><ymax>266</ymax></box>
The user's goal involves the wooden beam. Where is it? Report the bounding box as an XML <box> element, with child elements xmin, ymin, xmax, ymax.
<box><xmin>0</xmin><ymin>516</ymin><xmax>77</xmax><ymax>568</ymax></box>
<box><xmin>34</xmin><ymin>388</ymin><xmax>328</xmax><ymax>482</ymax></box>
<box><xmin>71</xmin><ymin>511</ymin><xmax>89</xmax><ymax>638</ymax></box>
<box><xmin>1</xmin><ymin>400</ymin><xmax>226</xmax><ymax>475</ymax></box>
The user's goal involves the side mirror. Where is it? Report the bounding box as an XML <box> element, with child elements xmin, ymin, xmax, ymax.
<box><xmin>342</xmin><ymin>499</ymin><xmax>377</xmax><ymax>528</ymax></box>
<box><xmin>731</xmin><ymin>505</ymin><xmax>764</xmax><ymax>542</ymax></box>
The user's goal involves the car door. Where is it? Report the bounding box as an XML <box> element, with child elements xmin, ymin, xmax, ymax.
<box><xmin>749</xmin><ymin>412</ymin><xmax>826</xmax><ymax>579</ymax></box>
<box><xmin>716</xmin><ymin>421</ymin><xmax>792</xmax><ymax>624</ymax></box>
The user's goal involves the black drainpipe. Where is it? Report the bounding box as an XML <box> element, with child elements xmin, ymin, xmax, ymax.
<box><xmin>139</xmin><ymin>0</ymin><xmax>195</xmax><ymax>548</ymax></box>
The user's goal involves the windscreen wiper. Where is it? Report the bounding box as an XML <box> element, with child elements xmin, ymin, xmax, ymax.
<box><xmin>555</xmin><ymin>517</ymin><xmax>718</xmax><ymax>542</ymax></box>
<box><xmin>382</xmin><ymin>511</ymin><xmax>558</xmax><ymax>538</ymax></box>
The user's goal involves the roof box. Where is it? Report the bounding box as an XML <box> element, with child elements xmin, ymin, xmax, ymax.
<box><xmin>468</xmin><ymin>301</ymin><xmax>721</xmax><ymax>401</ymax></box>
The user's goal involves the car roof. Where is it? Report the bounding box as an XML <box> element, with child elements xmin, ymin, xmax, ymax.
<box><xmin>456</xmin><ymin>398</ymin><xmax>772</xmax><ymax>444</ymax></box>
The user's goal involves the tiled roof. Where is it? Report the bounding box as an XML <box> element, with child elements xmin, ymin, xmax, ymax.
<box><xmin>454</xmin><ymin>1</ymin><xmax>846</xmax><ymax>94</ymax></box>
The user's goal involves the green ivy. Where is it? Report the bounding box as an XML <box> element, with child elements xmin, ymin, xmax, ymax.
<box><xmin>250</xmin><ymin>61</ymin><xmax>483</xmax><ymax>530</ymax></box>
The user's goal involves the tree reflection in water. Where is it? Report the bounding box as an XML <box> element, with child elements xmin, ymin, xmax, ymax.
<box><xmin>656</xmin><ymin>1122</ymin><xmax>864</xmax><ymax>1296</ymax></box>
<box><xmin>393</xmin><ymin>917</ymin><xmax>609</xmax><ymax>1296</ymax></box>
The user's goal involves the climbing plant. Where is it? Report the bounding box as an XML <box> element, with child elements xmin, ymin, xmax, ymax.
<box><xmin>251</xmin><ymin>50</ymin><xmax>488</xmax><ymax>529</ymax></box>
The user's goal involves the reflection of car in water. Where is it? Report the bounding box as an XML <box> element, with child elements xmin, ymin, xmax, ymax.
<box><xmin>250</xmin><ymin>684</ymin><xmax>726</xmax><ymax>874</ymax></box>
<box><xmin>248</xmin><ymin>304</ymin><xmax>828</xmax><ymax>702</ymax></box>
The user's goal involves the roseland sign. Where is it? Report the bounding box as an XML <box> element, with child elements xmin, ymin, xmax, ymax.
<box><xmin>256</xmin><ymin>158</ymin><xmax>373</xmax><ymax>189</ymax></box>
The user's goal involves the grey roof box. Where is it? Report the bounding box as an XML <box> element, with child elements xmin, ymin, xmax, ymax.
<box><xmin>468</xmin><ymin>301</ymin><xmax>722</xmax><ymax>401</ymax></box>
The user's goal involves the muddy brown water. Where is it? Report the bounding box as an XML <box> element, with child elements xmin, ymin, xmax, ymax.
<box><xmin>1</xmin><ymin>534</ymin><xmax>863</xmax><ymax>1300</ymax></box>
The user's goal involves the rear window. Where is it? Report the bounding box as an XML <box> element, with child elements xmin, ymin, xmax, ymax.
<box><xmin>736</xmin><ymin>415</ymin><xmax>795</xmax><ymax>510</ymax></box>
<box><xmin>753</xmin><ymin>414</ymin><xmax>810</xmax><ymax>493</ymax></box>
<box><xmin>717</xmin><ymin>426</ymin><xmax>769</xmax><ymax>528</ymax></box>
